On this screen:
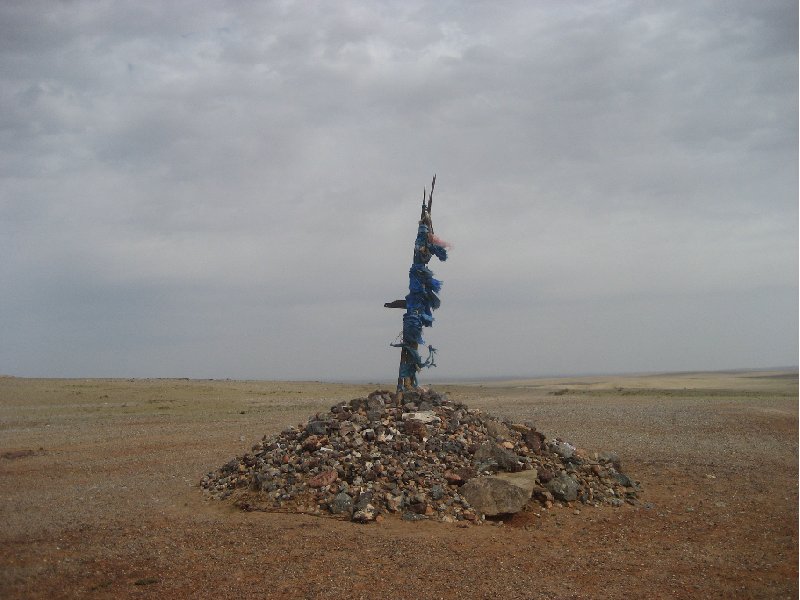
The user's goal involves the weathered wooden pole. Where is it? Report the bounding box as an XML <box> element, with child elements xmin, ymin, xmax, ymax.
<box><xmin>385</xmin><ymin>175</ymin><xmax>448</xmax><ymax>391</ymax></box>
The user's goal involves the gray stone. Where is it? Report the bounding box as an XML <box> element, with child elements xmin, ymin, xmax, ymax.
<box><xmin>401</xmin><ymin>511</ymin><xmax>426</xmax><ymax>521</ymax></box>
<box><xmin>349</xmin><ymin>397</ymin><xmax>367</xmax><ymax>410</ymax></box>
<box><xmin>402</xmin><ymin>411</ymin><xmax>438</xmax><ymax>424</ymax></box>
<box><xmin>431</xmin><ymin>392</ymin><xmax>449</xmax><ymax>406</ymax></box>
<box><xmin>485</xmin><ymin>420</ymin><xmax>512</xmax><ymax>441</ymax></box>
<box><xmin>329</xmin><ymin>492</ymin><xmax>353</xmax><ymax>515</ymax></box>
<box><xmin>306</xmin><ymin>420</ymin><xmax>327</xmax><ymax>436</ymax></box>
<box><xmin>460</xmin><ymin>469</ymin><xmax>538</xmax><ymax>516</ymax></box>
<box><xmin>545</xmin><ymin>472</ymin><xmax>579</xmax><ymax>502</ymax></box>
<box><xmin>446</xmin><ymin>417</ymin><xmax>461</xmax><ymax>433</ymax></box>
<box><xmin>551</xmin><ymin>440</ymin><xmax>575</xmax><ymax>460</ymax></box>
<box><xmin>366</xmin><ymin>395</ymin><xmax>385</xmax><ymax>410</ymax></box>
<box><xmin>430</xmin><ymin>484</ymin><xmax>444</xmax><ymax>501</ymax></box>
<box><xmin>352</xmin><ymin>503</ymin><xmax>377</xmax><ymax>523</ymax></box>
<box><xmin>400</xmin><ymin>390</ymin><xmax>421</xmax><ymax>405</ymax></box>
<box><xmin>474</xmin><ymin>442</ymin><xmax>520</xmax><ymax>472</ymax></box>
<box><xmin>611</xmin><ymin>470</ymin><xmax>635</xmax><ymax>488</ymax></box>
<box><xmin>598</xmin><ymin>451</ymin><xmax>621</xmax><ymax>469</ymax></box>
<box><xmin>497</xmin><ymin>469</ymin><xmax>539</xmax><ymax>493</ymax></box>
<box><xmin>354</xmin><ymin>491</ymin><xmax>373</xmax><ymax>511</ymax></box>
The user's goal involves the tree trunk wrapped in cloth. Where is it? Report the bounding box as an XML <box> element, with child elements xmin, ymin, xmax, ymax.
<box><xmin>385</xmin><ymin>176</ymin><xmax>449</xmax><ymax>391</ymax></box>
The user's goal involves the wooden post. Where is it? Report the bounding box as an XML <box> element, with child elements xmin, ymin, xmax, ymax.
<box><xmin>398</xmin><ymin>344</ymin><xmax>417</xmax><ymax>391</ymax></box>
<box><xmin>386</xmin><ymin>175</ymin><xmax>444</xmax><ymax>392</ymax></box>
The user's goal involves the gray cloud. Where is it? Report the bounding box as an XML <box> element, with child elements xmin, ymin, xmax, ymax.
<box><xmin>1</xmin><ymin>0</ymin><xmax>796</xmax><ymax>380</ymax></box>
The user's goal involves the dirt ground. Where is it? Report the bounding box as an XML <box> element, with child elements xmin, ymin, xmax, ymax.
<box><xmin>0</xmin><ymin>370</ymin><xmax>797</xmax><ymax>599</ymax></box>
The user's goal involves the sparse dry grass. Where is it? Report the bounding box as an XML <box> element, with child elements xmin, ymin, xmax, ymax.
<box><xmin>0</xmin><ymin>370</ymin><xmax>797</xmax><ymax>599</ymax></box>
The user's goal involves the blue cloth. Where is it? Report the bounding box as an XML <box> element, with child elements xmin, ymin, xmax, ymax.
<box><xmin>395</xmin><ymin>220</ymin><xmax>447</xmax><ymax>389</ymax></box>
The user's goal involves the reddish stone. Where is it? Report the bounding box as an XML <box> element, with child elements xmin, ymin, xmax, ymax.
<box><xmin>538</xmin><ymin>468</ymin><xmax>554</xmax><ymax>483</ymax></box>
<box><xmin>308</xmin><ymin>469</ymin><xmax>338</xmax><ymax>488</ymax></box>
<box><xmin>456</xmin><ymin>467</ymin><xmax>476</xmax><ymax>482</ymax></box>
<box><xmin>444</xmin><ymin>470</ymin><xmax>463</xmax><ymax>485</ymax></box>
<box><xmin>524</xmin><ymin>430</ymin><xmax>545</xmax><ymax>454</ymax></box>
<box><xmin>404</xmin><ymin>419</ymin><xmax>428</xmax><ymax>440</ymax></box>
<box><xmin>410</xmin><ymin>501</ymin><xmax>428</xmax><ymax>514</ymax></box>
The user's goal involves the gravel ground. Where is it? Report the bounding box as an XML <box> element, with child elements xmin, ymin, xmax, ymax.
<box><xmin>0</xmin><ymin>371</ymin><xmax>797</xmax><ymax>599</ymax></box>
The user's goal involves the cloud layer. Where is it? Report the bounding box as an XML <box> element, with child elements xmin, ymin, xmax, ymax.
<box><xmin>1</xmin><ymin>0</ymin><xmax>797</xmax><ymax>380</ymax></box>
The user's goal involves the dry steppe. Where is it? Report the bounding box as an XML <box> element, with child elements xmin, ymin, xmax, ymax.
<box><xmin>0</xmin><ymin>370</ymin><xmax>797</xmax><ymax>599</ymax></box>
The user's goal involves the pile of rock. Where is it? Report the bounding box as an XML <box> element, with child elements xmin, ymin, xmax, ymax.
<box><xmin>201</xmin><ymin>389</ymin><xmax>641</xmax><ymax>523</ymax></box>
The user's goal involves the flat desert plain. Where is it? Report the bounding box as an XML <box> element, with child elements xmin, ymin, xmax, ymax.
<box><xmin>0</xmin><ymin>370</ymin><xmax>797</xmax><ymax>599</ymax></box>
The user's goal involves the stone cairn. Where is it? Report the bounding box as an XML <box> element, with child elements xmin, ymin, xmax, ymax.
<box><xmin>201</xmin><ymin>389</ymin><xmax>641</xmax><ymax>523</ymax></box>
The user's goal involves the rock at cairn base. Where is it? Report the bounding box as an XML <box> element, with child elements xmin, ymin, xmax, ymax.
<box><xmin>461</xmin><ymin>470</ymin><xmax>539</xmax><ymax>516</ymax></box>
<box><xmin>201</xmin><ymin>389</ymin><xmax>642</xmax><ymax>523</ymax></box>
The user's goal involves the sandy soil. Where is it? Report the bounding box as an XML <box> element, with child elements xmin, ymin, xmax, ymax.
<box><xmin>0</xmin><ymin>371</ymin><xmax>797</xmax><ymax>599</ymax></box>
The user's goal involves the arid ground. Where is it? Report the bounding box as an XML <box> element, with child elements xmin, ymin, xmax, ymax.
<box><xmin>1</xmin><ymin>370</ymin><xmax>797</xmax><ymax>599</ymax></box>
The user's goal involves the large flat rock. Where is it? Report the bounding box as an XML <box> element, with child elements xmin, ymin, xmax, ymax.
<box><xmin>460</xmin><ymin>469</ymin><xmax>538</xmax><ymax>516</ymax></box>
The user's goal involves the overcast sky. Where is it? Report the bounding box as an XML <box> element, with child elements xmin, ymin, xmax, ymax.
<box><xmin>1</xmin><ymin>1</ymin><xmax>797</xmax><ymax>382</ymax></box>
